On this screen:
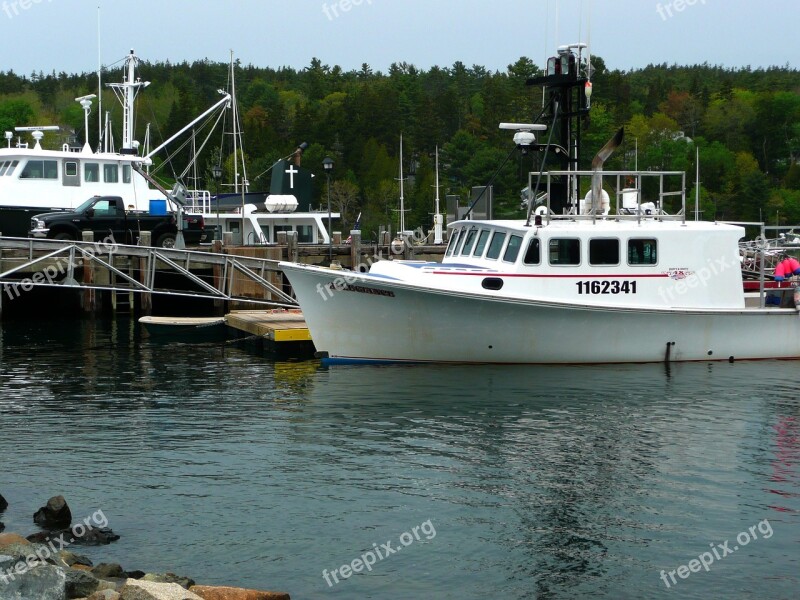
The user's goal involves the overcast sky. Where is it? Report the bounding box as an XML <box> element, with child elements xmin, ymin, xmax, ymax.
<box><xmin>2</xmin><ymin>0</ymin><xmax>797</xmax><ymax>76</ymax></box>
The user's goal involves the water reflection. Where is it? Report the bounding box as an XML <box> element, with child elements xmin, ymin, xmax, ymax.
<box><xmin>0</xmin><ymin>319</ymin><xmax>798</xmax><ymax>598</ymax></box>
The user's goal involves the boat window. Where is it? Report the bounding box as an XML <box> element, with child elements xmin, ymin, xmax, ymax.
<box><xmin>589</xmin><ymin>238</ymin><xmax>620</xmax><ymax>265</ymax></box>
<box><xmin>297</xmin><ymin>225</ymin><xmax>313</xmax><ymax>243</ymax></box>
<box><xmin>486</xmin><ymin>231</ymin><xmax>507</xmax><ymax>260</ymax></box>
<box><xmin>65</xmin><ymin>162</ymin><xmax>78</xmax><ymax>177</ymax></box>
<box><xmin>472</xmin><ymin>229</ymin><xmax>491</xmax><ymax>257</ymax></box>
<box><xmin>460</xmin><ymin>228</ymin><xmax>478</xmax><ymax>256</ymax></box>
<box><xmin>85</xmin><ymin>163</ymin><xmax>99</xmax><ymax>182</ymax></box>
<box><xmin>549</xmin><ymin>238</ymin><xmax>581</xmax><ymax>265</ymax></box>
<box><xmin>103</xmin><ymin>164</ymin><xmax>119</xmax><ymax>183</ymax></box>
<box><xmin>628</xmin><ymin>238</ymin><xmax>658</xmax><ymax>265</ymax></box>
<box><xmin>523</xmin><ymin>238</ymin><xmax>541</xmax><ymax>265</ymax></box>
<box><xmin>0</xmin><ymin>161</ymin><xmax>7</xmax><ymax>176</ymax></box>
<box><xmin>5</xmin><ymin>160</ymin><xmax>18</xmax><ymax>176</ymax></box>
<box><xmin>446</xmin><ymin>229</ymin><xmax>462</xmax><ymax>257</ymax></box>
<box><xmin>20</xmin><ymin>160</ymin><xmax>58</xmax><ymax>179</ymax></box>
<box><xmin>122</xmin><ymin>164</ymin><xmax>132</xmax><ymax>184</ymax></box>
<box><xmin>503</xmin><ymin>235</ymin><xmax>523</xmax><ymax>263</ymax></box>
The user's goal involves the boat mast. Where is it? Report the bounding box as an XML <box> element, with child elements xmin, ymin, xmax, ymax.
<box><xmin>695</xmin><ymin>146</ymin><xmax>700</xmax><ymax>221</ymax></box>
<box><xmin>398</xmin><ymin>135</ymin><xmax>406</xmax><ymax>233</ymax></box>
<box><xmin>230</xmin><ymin>51</ymin><xmax>239</xmax><ymax>193</ymax></box>
<box><xmin>96</xmin><ymin>5</ymin><xmax>102</xmax><ymax>151</ymax></box>
<box><xmin>433</xmin><ymin>145</ymin><xmax>443</xmax><ymax>244</ymax></box>
<box><xmin>107</xmin><ymin>50</ymin><xmax>150</xmax><ymax>152</ymax></box>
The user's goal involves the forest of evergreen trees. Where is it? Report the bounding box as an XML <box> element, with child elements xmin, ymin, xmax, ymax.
<box><xmin>2</xmin><ymin>53</ymin><xmax>800</xmax><ymax>237</ymax></box>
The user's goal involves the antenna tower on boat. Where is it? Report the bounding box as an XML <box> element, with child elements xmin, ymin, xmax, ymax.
<box><xmin>526</xmin><ymin>40</ymin><xmax>592</xmax><ymax>214</ymax></box>
<box><xmin>107</xmin><ymin>50</ymin><xmax>150</xmax><ymax>152</ymax></box>
<box><xmin>75</xmin><ymin>94</ymin><xmax>96</xmax><ymax>152</ymax></box>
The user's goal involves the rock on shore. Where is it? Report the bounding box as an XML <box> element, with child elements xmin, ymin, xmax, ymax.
<box><xmin>1</xmin><ymin>494</ymin><xmax>290</xmax><ymax>599</ymax></box>
<box><xmin>0</xmin><ymin>531</ymin><xmax>290</xmax><ymax>600</ymax></box>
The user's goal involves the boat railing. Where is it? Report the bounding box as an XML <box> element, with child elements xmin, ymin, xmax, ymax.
<box><xmin>533</xmin><ymin>170</ymin><xmax>687</xmax><ymax>225</ymax></box>
<box><xmin>185</xmin><ymin>189</ymin><xmax>212</xmax><ymax>213</ymax></box>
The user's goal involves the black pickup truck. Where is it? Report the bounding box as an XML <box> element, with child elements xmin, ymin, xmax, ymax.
<box><xmin>29</xmin><ymin>195</ymin><xmax>208</xmax><ymax>247</ymax></box>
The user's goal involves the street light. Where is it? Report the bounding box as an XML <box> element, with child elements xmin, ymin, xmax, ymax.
<box><xmin>323</xmin><ymin>156</ymin><xmax>334</xmax><ymax>262</ymax></box>
<box><xmin>211</xmin><ymin>164</ymin><xmax>223</xmax><ymax>241</ymax></box>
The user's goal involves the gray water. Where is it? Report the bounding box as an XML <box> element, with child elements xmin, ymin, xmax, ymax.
<box><xmin>0</xmin><ymin>318</ymin><xmax>798</xmax><ymax>599</ymax></box>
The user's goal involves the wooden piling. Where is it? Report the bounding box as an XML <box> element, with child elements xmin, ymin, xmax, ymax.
<box><xmin>138</xmin><ymin>231</ymin><xmax>152</xmax><ymax>315</ymax></box>
<box><xmin>81</xmin><ymin>231</ymin><xmax>95</xmax><ymax>313</ymax></box>
<box><xmin>350</xmin><ymin>230</ymin><xmax>362</xmax><ymax>271</ymax></box>
<box><xmin>212</xmin><ymin>239</ymin><xmax>224</xmax><ymax>314</ymax></box>
<box><xmin>287</xmin><ymin>231</ymin><xmax>298</xmax><ymax>263</ymax></box>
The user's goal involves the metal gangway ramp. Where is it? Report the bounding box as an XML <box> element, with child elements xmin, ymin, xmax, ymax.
<box><xmin>0</xmin><ymin>237</ymin><xmax>298</xmax><ymax>308</ymax></box>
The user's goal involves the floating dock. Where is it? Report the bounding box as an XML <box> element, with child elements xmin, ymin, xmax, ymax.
<box><xmin>225</xmin><ymin>309</ymin><xmax>315</xmax><ymax>357</ymax></box>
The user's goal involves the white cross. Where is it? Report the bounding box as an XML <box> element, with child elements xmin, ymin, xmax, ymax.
<box><xmin>285</xmin><ymin>164</ymin><xmax>298</xmax><ymax>188</ymax></box>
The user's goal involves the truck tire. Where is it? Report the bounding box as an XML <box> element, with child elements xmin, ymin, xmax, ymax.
<box><xmin>53</xmin><ymin>232</ymin><xmax>76</xmax><ymax>241</ymax></box>
<box><xmin>155</xmin><ymin>233</ymin><xmax>176</xmax><ymax>248</ymax></box>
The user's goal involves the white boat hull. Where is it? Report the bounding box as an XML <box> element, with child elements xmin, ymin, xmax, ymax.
<box><xmin>281</xmin><ymin>263</ymin><xmax>800</xmax><ymax>364</ymax></box>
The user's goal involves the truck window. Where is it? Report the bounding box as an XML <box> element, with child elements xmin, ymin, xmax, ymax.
<box><xmin>92</xmin><ymin>199</ymin><xmax>117</xmax><ymax>215</ymax></box>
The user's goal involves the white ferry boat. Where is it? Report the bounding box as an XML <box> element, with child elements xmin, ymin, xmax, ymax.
<box><xmin>280</xmin><ymin>44</ymin><xmax>800</xmax><ymax>365</ymax></box>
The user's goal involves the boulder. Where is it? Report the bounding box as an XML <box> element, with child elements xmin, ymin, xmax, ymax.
<box><xmin>0</xmin><ymin>522</ymin><xmax>4</xmax><ymax>533</ymax></box>
<box><xmin>57</xmin><ymin>549</ymin><xmax>94</xmax><ymax>568</ymax></box>
<box><xmin>0</xmin><ymin>554</ymin><xmax>66</xmax><ymax>600</ymax></box>
<box><xmin>190</xmin><ymin>586</ymin><xmax>291</xmax><ymax>600</ymax></box>
<box><xmin>34</xmin><ymin>495</ymin><xmax>73</xmax><ymax>529</ymax></box>
<box><xmin>141</xmin><ymin>572</ymin><xmax>195</xmax><ymax>589</ymax></box>
<box><xmin>93</xmin><ymin>563</ymin><xmax>126</xmax><ymax>579</ymax></box>
<box><xmin>0</xmin><ymin>532</ymin><xmax>35</xmax><ymax>559</ymax></box>
<box><xmin>119</xmin><ymin>579</ymin><xmax>204</xmax><ymax>600</ymax></box>
<box><xmin>28</xmin><ymin>527</ymin><xmax>120</xmax><ymax>546</ymax></box>
<box><xmin>65</xmin><ymin>567</ymin><xmax>100</xmax><ymax>598</ymax></box>
<box><xmin>87</xmin><ymin>590</ymin><xmax>121</xmax><ymax>600</ymax></box>
<box><xmin>0</xmin><ymin>532</ymin><xmax>31</xmax><ymax>550</ymax></box>
<box><xmin>0</xmin><ymin>493</ymin><xmax>7</xmax><ymax>511</ymax></box>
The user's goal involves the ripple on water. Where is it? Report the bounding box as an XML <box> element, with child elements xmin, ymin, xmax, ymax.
<box><xmin>0</xmin><ymin>320</ymin><xmax>798</xmax><ymax>598</ymax></box>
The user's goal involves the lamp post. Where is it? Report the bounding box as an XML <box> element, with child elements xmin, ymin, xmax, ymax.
<box><xmin>211</xmin><ymin>164</ymin><xmax>223</xmax><ymax>241</ymax></box>
<box><xmin>323</xmin><ymin>156</ymin><xmax>334</xmax><ymax>262</ymax></box>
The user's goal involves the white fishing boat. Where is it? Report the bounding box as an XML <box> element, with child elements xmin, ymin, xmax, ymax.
<box><xmin>280</xmin><ymin>44</ymin><xmax>800</xmax><ymax>365</ymax></box>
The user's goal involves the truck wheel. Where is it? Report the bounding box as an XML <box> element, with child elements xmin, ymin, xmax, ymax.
<box><xmin>53</xmin><ymin>232</ymin><xmax>76</xmax><ymax>241</ymax></box>
<box><xmin>155</xmin><ymin>233</ymin><xmax>176</xmax><ymax>248</ymax></box>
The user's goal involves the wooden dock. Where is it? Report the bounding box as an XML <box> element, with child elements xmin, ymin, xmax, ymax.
<box><xmin>226</xmin><ymin>309</ymin><xmax>313</xmax><ymax>343</ymax></box>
